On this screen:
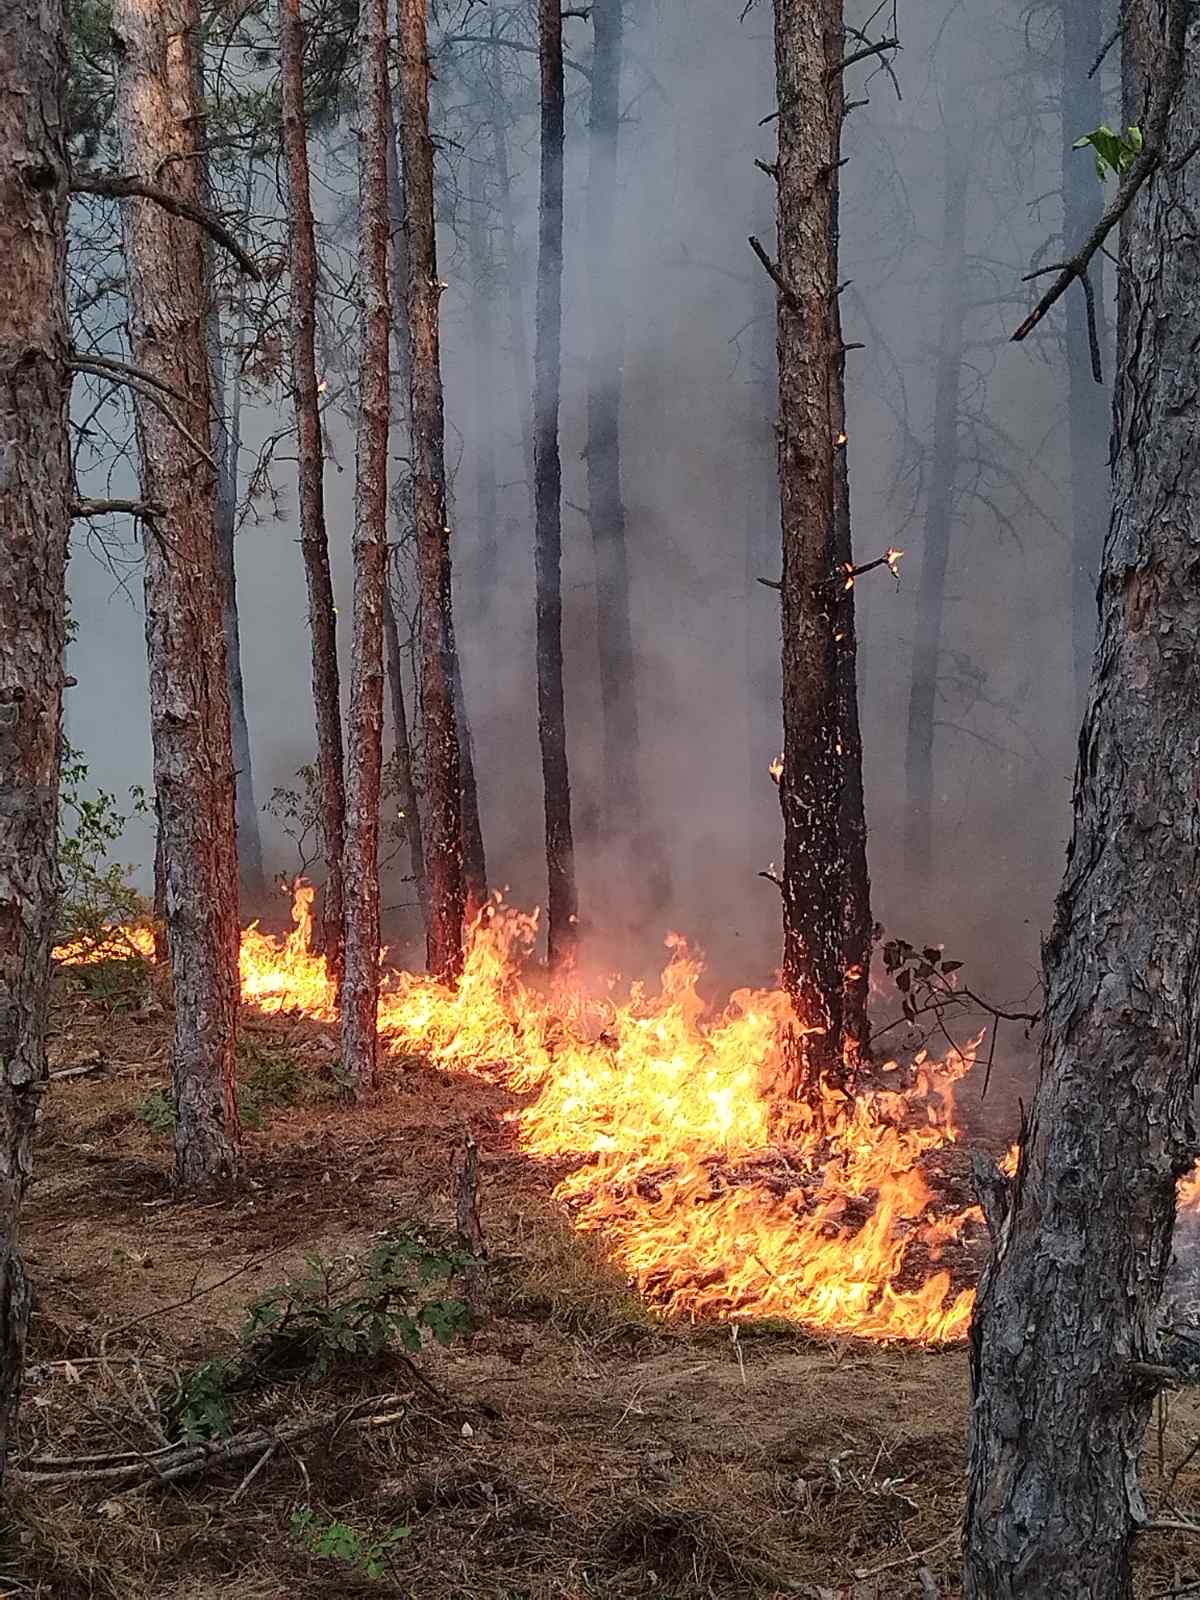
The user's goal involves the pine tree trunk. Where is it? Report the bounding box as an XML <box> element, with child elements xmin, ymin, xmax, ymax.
<box><xmin>0</xmin><ymin>0</ymin><xmax>70</xmax><ymax>1476</ymax></box>
<box><xmin>586</xmin><ymin>0</ymin><xmax>641</xmax><ymax>847</ymax></box>
<box><xmin>1062</xmin><ymin>0</ymin><xmax>1113</xmax><ymax>718</ymax></box>
<box><xmin>340</xmin><ymin>0</ymin><xmax>390</xmax><ymax>1095</ymax></box>
<box><xmin>746</xmin><ymin>195</ymin><xmax>780</xmax><ymax>824</ymax></box>
<box><xmin>382</xmin><ymin>576</ymin><xmax>429</xmax><ymax>934</ymax></box>
<box><xmin>467</xmin><ymin>150</ymin><xmax>499</xmax><ymax>606</ymax></box>
<box><xmin>826</xmin><ymin>51</ymin><xmax>871</xmax><ymax>1061</ymax></box>
<box><xmin>113</xmin><ymin>0</ymin><xmax>240</xmax><ymax>1184</ymax></box>
<box><xmin>488</xmin><ymin>45</ymin><xmax>536</xmax><ymax>498</ymax></box>
<box><xmin>965</xmin><ymin>10</ymin><xmax>1200</xmax><ymax>1594</ymax></box>
<box><xmin>206</xmin><ymin>155</ymin><xmax>265</xmax><ymax>906</ymax></box>
<box><xmin>281</xmin><ymin>0</ymin><xmax>347</xmax><ymax>988</ymax></box>
<box><xmin>774</xmin><ymin>0</ymin><xmax>847</xmax><ymax>1095</ymax></box>
<box><xmin>450</xmin><ymin>638</ymin><xmax>488</xmax><ymax>921</ymax></box>
<box><xmin>396</xmin><ymin>0</ymin><xmax>466</xmax><ymax>981</ymax></box>
<box><xmin>903</xmin><ymin>115</ymin><xmax>968</xmax><ymax>893</ymax></box>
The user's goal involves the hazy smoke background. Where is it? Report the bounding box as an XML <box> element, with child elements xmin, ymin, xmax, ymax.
<box><xmin>65</xmin><ymin>0</ymin><xmax>1110</xmax><ymax>1050</ymax></box>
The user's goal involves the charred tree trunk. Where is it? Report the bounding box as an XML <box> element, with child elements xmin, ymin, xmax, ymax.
<box><xmin>396</xmin><ymin>0</ymin><xmax>466</xmax><ymax>980</ymax></box>
<box><xmin>450</xmin><ymin>635</ymin><xmax>488</xmax><ymax>922</ymax></box>
<box><xmin>533</xmin><ymin>0</ymin><xmax>579</xmax><ymax>969</ymax></box>
<box><xmin>340</xmin><ymin>0</ymin><xmax>390</xmax><ymax>1095</ymax></box>
<box><xmin>207</xmin><ymin>165</ymin><xmax>265</xmax><ymax>904</ymax></box>
<box><xmin>281</xmin><ymin>0</ymin><xmax>347</xmax><ymax>989</ymax></box>
<box><xmin>586</xmin><ymin>0</ymin><xmax>641</xmax><ymax>847</ymax></box>
<box><xmin>0</xmin><ymin>0</ymin><xmax>70</xmax><ymax>1477</ymax></box>
<box><xmin>382</xmin><ymin>575</ymin><xmax>429</xmax><ymax>933</ymax></box>
<box><xmin>1062</xmin><ymin>0</ymin><xmax>1113</xmax><ymax>717</ymax></box>
<box><xmin>965</xmin><ymin>8</ymin><xmax>1200</xmax><ymax>1595</ymax></box>
<box><xmin>903</xmin><ymin>117</ymin><xmax>968</xmax><ymax>893</ymax></box>
<box><xmin>773</xmin><ymin>0</ymin><xmax>847</xmax><ymax>1094</ymax></box>
<box><xmin>114</xmin><ymin>0</ymin><xmax>240</xmax><ymax>1184</ymax></box>
<box><xmin>826</xmin><ymin>54</ymin><xmax>871</xmax><ymax>1061</ymax></box>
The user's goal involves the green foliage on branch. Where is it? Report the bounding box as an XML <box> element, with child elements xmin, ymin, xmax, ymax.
<box><xmin>1073</xmin><ymin>123</ymin><xmax>1143</xmax><ymax>182</ymax></box>
<box><xmin>289</xmin><ymin>1506</ymin><xmax>412</xmax><ymax>1580</ymax></box>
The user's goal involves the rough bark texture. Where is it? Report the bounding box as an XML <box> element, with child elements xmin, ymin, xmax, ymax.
<box><xmin>774</xmin><ymin>0</ymin><xmax>845</xmax><ymax>1093</ymax></box>
<box><xmin>382</xmin><ymin>575</ymin><xmax>428</xmax><ymax>933</ymax></box>
<box><xmin>1062</xmin><ymin>0</ymin><xmax>1113</xmax><ymax>717</ymax></box>
<box><xmin>396</xmin><ymin>0</ymin><xmax>466</xmax><ymax>981</ymax></box>
<box><xmin>903</xmin><ymin>116</ymin><xmax>968</xmax><ymax>892</ymax></box>
<box><xmin>450</xmin><ymin>636</ymin><xmax>488</xmax><ymax>922</ymax></box>
<box><xmin>467</xmin><ymin>149</ymin><xmax>498</xmax><ymax>605</ymax></box>
<box><xmin>281</xmin><ymin>0</ymin><xmax>346</xmax><ymax>987</ymax></box>
<box><xmin>825</xmin><ymin>50</ymin><xmax>871</xmax><ymax>1062</ymax></box>
<box><xmin>340</xmin><ymin>0</ymin><xmax>390</xmax><ymax>1094</ymax></box>
<box><xmin>0</xmin><ymin>0</ymin><xmax>70</xmax><ymax>1478</ymax></box>
<box><xmin>113</xmin><ymin>0</ymin><xmax>240</xmax><ymax>1184</ymax></box>
<box><xmin>489</xmin><ymin>90</ymin><xmax>536</xmax><ymax>498</ymax></box>
<box><xmin>965</xmin><ymin>9</ymin><xmax>1200</xmax><ymax>1595</ymax></box>
<box><xmin>533</xmin><ymin>0</ymin><xmax>579</xmax><ymax>969</ymax></box>
<box><xmin>586</xmin><ymin>0</ymin><xmax>642</xmax><ymax>847</ymax></box>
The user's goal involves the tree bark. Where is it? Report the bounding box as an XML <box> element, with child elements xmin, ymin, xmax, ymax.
<box><xmin>396</xmin><ymin>0</ymin><xmax>466</xmax><ymax>981</ymax></box>
<box><xmin>903</xmin><ymin>111</ymin><xmax>969</xmax><ymax>894</ymax></box>
<box><xmin>826</xmin><ymin>45</ymin><xmax>871</xmax><ymax>1062</ymax></box>
<box><xmin>280</xmin><ymin>0</ymin><xmax>347</xmax><ymax>991</ymax></box>
<box><xmin>487</xmin><ymin>33</ymin><xmax>536</xmax><ymax>499</ymax></box>
<box><xmin>773</xmin><ymin>0</ymin><xmax>848</xmax><ymax>1095</ymax></box>
<box><xmin>113</xmin><ymin>0</ymin><xmax>240</xmax><ymax>1184</ymax></box>
<box><xmin>965</xmin><ymin>9</ymin><xmax>1200</xmax><ymax>1595</ymax></box>
<box><xmin>207</xmin><ymin>161</ymin><xmax>265</xmax><ymax>905</ymax></box>
<box><xmin>340</xmin><ymin>0</ymin><xmax>390</xmax><ymax>1095</ymax></box>
<box><xmin>586</xmin><ymin>0</ymin><xmax>641</xmax><ymax>847</ymax></box>
<box><xmin>382</xmin><ymin>574</ymin><xmax>429</xmax><ymax>933</ymax></box>
<box><xmin>533</xmin><ymin>0</ymin><xmax>579</xmax><ymax>969</ymax></box>
<box><xmin>1062</xmin><ymin>0</ymin><xmax>1113</xmax><ymax>718</ymax></box>
<box><xmin>467</xmin><ymin>149</ymin><xmax>499</xmax><ymax>606</ymax></box>
<box><xmin>0</xmin><ymin>0</ymin><xmax>70</xmax><ymax>1477</ymax></box>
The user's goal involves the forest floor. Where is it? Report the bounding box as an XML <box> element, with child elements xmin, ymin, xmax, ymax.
<box><xmin>10</xmin><ymin>955</ymin><xmax>1200</xmax><ymax>1600</ymax></box>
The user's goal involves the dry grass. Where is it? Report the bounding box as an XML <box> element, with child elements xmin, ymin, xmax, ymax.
<box><xmin>11</xmin><ymin>957</ymin><xmax>1200</xmax><ymax>1599</ymax></box>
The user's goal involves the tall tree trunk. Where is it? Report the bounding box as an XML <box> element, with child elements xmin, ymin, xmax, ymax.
<box><xmin>586</xmin><ymin>0</ymin><xmax>641</xmax><ymax>846</ymax></box>
<box><xmin>467</xmin><ymin>150</ymin><xmax>499</xmax><ymax>605</ymax></box>
<box><xmin>773</xmin><ymin>0</ymin><xmax>848</xmax><ymax>1096</ymax></box>
<box><xmin>113</xmin><ymin>0</ymin><xmax>240</xmax><ymax>1184</ymax></box>
<box><xmin>826</xmin><ymin>53</ymin><xmax>871</xmax><ymax>1061</ymax></box>
<box><xmin>207</xmin><ymin>159</ymin><xmax>265</xmax><ymax>904</ymax></box>
<box><xmin>488</xmin><ymin>35</ymin><xmax>536</xmax><ymax>497</ymax></box>
<box><xmin>533</xmin><ymin>0</ymin><xmax>579</xmax><ymax>969</ymax></box>
<box><xmin>0</xmin><ymin>0</ymin><xmax>70</xmax><ymax>1477</ymax></box>
<box><xmin>450</xmin><ymin>636</ymin><xmax>488</xmax><ymax>921</ymax></box>
<box><xmin>746</xmin><ymin>189</ymin><xmax>780</xmax><ymax>825</ymax></box>
<box><xmin>903</xmin><ymin>115</ymin><xmax>969</xmax><ymax>893</ymax></box>
<box><xmin>1062</xmin><ymin>0</ymin><xmax>1113</xmax><ymax>718</ymax></box>
<box><xmin>340</xmin><ymin>0</ymin><xmax>390</xmax><ymax>1095</ymax></box>
<box><xmin>382</xmin><ymin>575</ymin><xmax>429</xmax><ymax>933</ymax></box>
<box><xmin>281</xmin><ymin>0</ymin><xmax>347</xmax><ymax>988</ymax></box>
<box><xmin>396</xmin><ymin>0</ymin><xmax>466</xmax><ymax>980</ymax></box>
<box><xmin>965</xmin><ymin>8</ymin><xmax>1200</xmax><ymax>1595</ymax></box>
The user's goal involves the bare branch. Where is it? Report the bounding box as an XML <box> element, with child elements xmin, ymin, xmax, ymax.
<box><xmin>70</xmin><ymin>356</ymin><xmax>217</xmax><ymax>469</ymax></box>
<box><xmin>827</xmin><ymin>36</ymin><xmax>900</xmax><ymax>78</ymax></box>
<box><xmin>70</xmin><ymin>170</ymin><xmax>261</xmax><ymax>279</ymax></box>
<box><xmin>70</xmin><ymin>497</ymin><xmax>164</xmax><ymax>520</ymax></box>
<box><xmin>1088</xmin><ymin>22</ymin><xmax>1123</xmax><ymax>80</ymax></box>
<box><xmin>747</xmin><ymin>234</ymin><xmax>800</xmax><ymax>311</ymax></box>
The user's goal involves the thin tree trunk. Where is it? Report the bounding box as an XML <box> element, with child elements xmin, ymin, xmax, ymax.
<box><xmin>586</xmin><ymin>0</ymin><xmax>641</xmax><ymax>845</ymax></box>
<box><xmin>208</xmin><ymin>160</ymin><xmax>265</xmax><ymax>904</ymax></box>
<box><xmin>281</xmin><ymin>0</ymin><xmax>347</xmax><ymax>988</ymax></box>
<box><xmin>1062</xmin><ymin>0</ymin><xmax>1112</xmax><ymax>718</ymax></box>
<box><xmin>965</xmin><ymin>9</ymin><xmax>1200</xmax><ymax>1595</ymax></box>
<box><xmin>773</xmin><ymin>0</ymin><xmax>847</xmax><ymax>1096</ymax></box>
<box><xmin>340</xmin><ymin>0</ymin><xmax>390</xmax><ymax>1095</ymax></box>
<box><xmin>382</xmin><ymin>575</ymin><xmax>428</xmax><ymax>933</ymax></box>
<box><xmin>826</xmin><ymin>48</ymin><xmax>871</xmax><ymax>1061</ymax></box>
<box><xmin>903</xmin><ymin>115</ymin><xmax>969</xmax><ymax>893</ymax></box>
<box><xmin>0</xmin><ymin>0</ymin><xmax>70</xmax><ymax>1476</ymax></box>
<box><xmin>467</xmin><ymin>150</ymin><xmax>499</xmax><ymax>604</ymax></box>
<box><xmin>450</xmin><ymin>635</ymin><xmax>488</xmax><ymax>921</ymax></box>
<box><xmin>113</xmin><ymin>0</ymin><xmax>240</xmax><ymax>1184</ymax></box>
<box><xmin>533</xmin><ymin>0</ymin><xmax>579</xmax><ymax>969</ymax></box>
<box><xmin>488</xmin><ymin>36</ymin><xmax>536</xmax><ymax>498</ymax></box>
<box><xmin>396</xmin><ymin>0</ymin><xmax>466</xmax><ymax>981</ymax></box>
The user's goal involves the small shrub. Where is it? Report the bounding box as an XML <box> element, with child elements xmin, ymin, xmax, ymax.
<box><xmin>132</xmin><ymin>1090</ymin><xmax>175</xmax><ymax>1135</ymax></box>
<box><xmin>164</xmin><ymin>1358</ymin><xmax>236</xmax><ymax>1441</ymax></box>
<box><xmin>57</xmin><ymin>740</ymin><xmax>151</xmax><ymax>953</ymax></box>
<box><xmin>289</xmin><ymin>1507</ymin><xmax>411</xmax><ymax>1579</ymax></box>
<box><xmin>239</xmin><ymin>1036</ymin><xmax>302</xmax><ymax>1109</ymax></box>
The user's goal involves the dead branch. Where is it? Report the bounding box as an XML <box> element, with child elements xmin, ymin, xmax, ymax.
<box><xmin>1089</xmin><ymin>21</ymin><xmax>1123</xmax><ymax>80</ymax></box>
<box><xmin>1013</xmin><ymin>0</ymin><xmax>1190</xmax><ymax>374</ymax></box>
<box><xmin>747</xmin><ymin>235</ymin><xmax>800</xmax><ymax>311</ymax></box>
<box><xmin>828</xmin><ymin>36</ymin><xmax>900</xmax><ymax>79</ymax></box>
<box><xmin>70</xmin><ymin>171</ymin><xmax>261</xmax><ymax>279</ymax></box>
<box><xmin>70</xmin><ymin>356</ymin><xmax>217</xmax><ymax>470</ymax></box>
<box><xmin>441</xmin><ymin>33</ymin><xmax>591</xmax><ymax>79</ymax></box>
<box><xmin>70</xmin><ymin>497</ymin><xmax>164</xmax><ymax>520</ymax></box>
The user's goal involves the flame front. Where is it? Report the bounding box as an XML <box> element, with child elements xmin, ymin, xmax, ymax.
<box><xmin>62</xmin><ymin>889</ymin><xmax>992</xmax><ymax>1343</ymax></box>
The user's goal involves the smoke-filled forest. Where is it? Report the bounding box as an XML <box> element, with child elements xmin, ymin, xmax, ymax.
<box><xmin>5</xmin><ymin>0</ymin><xmax>1200</xmax><ymax>1594</ymax></box>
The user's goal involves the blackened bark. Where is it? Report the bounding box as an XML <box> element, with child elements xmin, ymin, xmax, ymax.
<box><xmin>965</xmin><ymin>8</ymin><xmax>1200</xmax><ymax>1595</ymax></box>
<box><xmin>903</xmin><ymin>117</ymin><xmax>968</xmax><ymax>892</ymax></box>
<box><xmin>826</xmin><ymin>49</ymin><xmax>870</xmax><ymax>1062</ymax></box>
<box><xmin>114</xmin><ymin>0</ymin><xmax>240</xmax><ymax>1184</ymax></box>
<box><xmin>1062</xmin><ymin>0</ymin><xmax>1113</xmax><ymax>716</ymax></box>
<box><xmin>534</xmin><ymin>0</ymin><xmax>579</xmax><ymax>969</ymax></box>
<box><xmin>340</xmin><ymin>0</ymin><xmax>390</xmax><ymax>1095</ymax></box>
<box><xmin>382</xmin><ymin>575</ymin><xmax>429</xmax><ymax>933</ymax></box>
<box><xmin>774</xmin><ymin>0</ymin><xmax>845</xmax><ymax>1093</ymax></box>
<box><xmin>450</xmin><ymin>635</ymin><xmax>488</xmax><ymax>921</ymax></box>
<box><xmin>746</xmin><ymin>196</ymin><xmax>779</xmax><ymax>821</ymax></box>
<box><xmin>0</xmin><ymin>0</ymin><xmax>70</xmax><ymax>1478</ymax></box>
<box><xmin>396</xmin><ymin>0</ymin><xmax>466</xmax><ymax>980</ymax></box>
<box><xmin>281</xmin><ymin>0</ymin><xmax>347</xmax><ymax>990</ymax></box>
<box><xmin>586</xmin><ymin>0</ymin><xmax>641</xmax><ymax>845</ymax></box>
